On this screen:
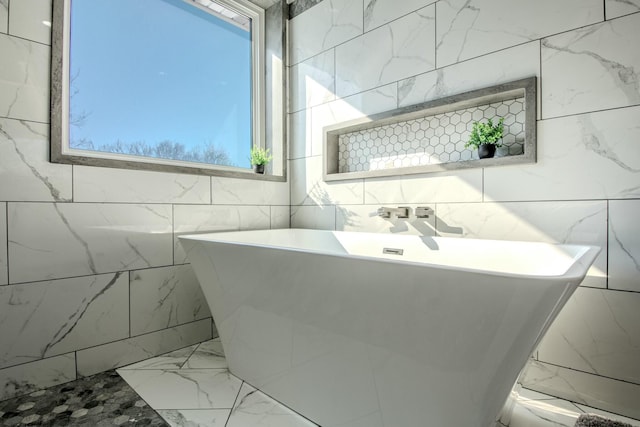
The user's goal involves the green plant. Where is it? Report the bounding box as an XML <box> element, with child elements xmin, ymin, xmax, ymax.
<box><xmin>249</xmin><ymin>146</ymin><xmax>273</xmax><ymax>166</ymax></box>
<box><xmin>465</xmin><ymin>117</ymin><xmax>505</xmax><ymax>149</ymax></box>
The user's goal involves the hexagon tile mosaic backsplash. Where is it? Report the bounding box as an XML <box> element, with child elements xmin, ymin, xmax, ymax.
<box><xmin>337</xmin><ymin>97</ymin><xmax>526</xmax><ymax>173</ymax></box>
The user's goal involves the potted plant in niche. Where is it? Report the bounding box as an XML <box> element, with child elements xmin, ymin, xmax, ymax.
<box><xmin>465</xmin><ymin>117</ymin><xmax>504</xmax><ymax>159</ymax></box>
<box><xmin>250</xmin><ymin>146</ymin><xmax>273</xmax><ymax>174</ymax></box>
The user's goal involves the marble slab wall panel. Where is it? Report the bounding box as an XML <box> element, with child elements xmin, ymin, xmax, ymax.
<box><xmin>335</xmin><ymin>5</ymin><xmax>435</xmax><ymax>98</ymax></box>
<box><xmin>537</xmin><ymin>287</ymin><xmax>640</xmax><ymax>385</ymax></box>
<box><xmin>521</xmin><ymin>360</ymin><xmax>640</xmax><ymax>421</ymax></box>
<box><xmin>130</xmin><ymin>265</ymin><xmax>211</xmax><ymax>336</ymax></box>
<box><xmin>270</xmin><ymin>205</ymin><xmax>291</xmax><ymax>229</ymax></box>
<box><xmin>74</xmin><ymin>166</ymin><xmax>211</xmax><ymax>204</ymax></box>
<box><xmin>398</xmin><ymin>40</ymin><xmax>541</xmax><ymax>118</ymax></box>
<box><xmin>0</xmin><ymin>272</ymin><xmax>129</xmax><ymax>369</ymax></box>
<box><xmin>290</xmin><ymin>49</ymin><xmax>335</xmax><ymax>113</ymax></box>
<box><xmin>605</xmin><ymin>0</ymin><xmax>640</xmax><ymax>19</ymax></box>
<box><xmin>434</xmin><ymin>201</ymin><xmax>608</xmax><ymax>288</ymax></box>
<box><xmin>363</xmin><ymin>169</ymin><xmax>483</xmax><ymax>204</ymax></box>
<box><xmin>211</xmin><ymin>176</ymin><xmax>289</xmax><ymax>206</ymax></box>
<box><xmin>436</xmin><ymin>0</ymin><xmax>603</xmax><ymax>68</ymax></box>
<box><xmin>364</xmin><ymin>0</ymin><xmax>434</xmax><ymax>32</ymax></box>
<box><xmin>290</xmin><ymin>156</ymin><xmax>364</xmax><ymax>206</ymax></box>
<box><xmin>0</xmin><ymin>118</ymin><xmax>72</xmax><ymax>202</ymax></box>
<box><xmin>608</xmin><ymin>199</ymin><xmax>640</xmax><ymax>291</ymax></box>
<box><xmin>0</xmin><ymin>0</ymin><xmax>7</xmax><ymax>34</ymax></box>
<box><xmin>484</xmin><ymin>106</ymin><xmax>640</xmax><ymax>201</ymax></box>
<box><xmin>0</xmin><ymin>33</ymin><xmax>50</xmax><ymax>123</ymax></box>
<box><xmin>76</xmin><ymin>318</ymin><xmax>212</xmax><ymax>377</ymax></box>
<box><xmin>0</xmin><ymin>353</ymin><xmax>76</xmax><ymax>401</ymax></box>
<box><xmin>0</xmin><ymin>203</ymin><xmax>6</xmax><ymax>285</ymax></box>
<box><xmin>336</xmin><ymin>204</ymin><xmax>437</xmax><ymax>236</ymax></box>
<box><xmin>310</xmin><ymin>83</ymin><xmax>398</xmax><ymax>157</ymax></box>
<box><xmin>289</xmin><ymin>0</ymin><xmax>362</xmax><ymax>65</ymax></box>
<box><xmin>8</xmin><ymin>0</ymin><xmax>52</xmax><ymax>45</ymax></box>
<box><xmin>173</xmin><ymin>204</ymin><xmax>271</xmax><ymax>263</ymax></box>
<box><xmin>542</xmin><ymin>13</ymin><xmax>640</xmax><ymax>119</ymax></box>
<box><xmin>290</xmin><ymin>205</ymin><xmax>336</xmax><ymax>230</ymax></box>
<box><xmin>8</xmin><ymin>203</ymin><xmax>173</xmax><ymax>283</ymax></box>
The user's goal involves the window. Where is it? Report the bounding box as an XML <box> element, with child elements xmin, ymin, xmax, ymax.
<box><xmin>51</xmin><ymin>0</ymin><xmax>271</xmax><ymax>176</ymax></box>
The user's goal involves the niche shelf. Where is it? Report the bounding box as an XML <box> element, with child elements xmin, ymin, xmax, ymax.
<box><xmin>323</xmin><ymin>77</ymin><xmax>537</xmax><ymax>181</ymax></box>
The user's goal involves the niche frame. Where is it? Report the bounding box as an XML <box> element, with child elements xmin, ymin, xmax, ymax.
<box><xmin>323</xmin><ymin>77</ymin><xmax>537</xmax><ymax>182</ymax></box>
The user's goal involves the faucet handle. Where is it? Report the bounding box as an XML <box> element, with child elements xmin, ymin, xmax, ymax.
<box><xmin>397</xmin><ymin>207</ymin><xmax>410</xmax><ymax>219</ymax></box>
<box><xmin>377</xmin><ymin>207</ymin><xmax>391</xmax><ymax>218</ymax></box>
<box><xmin>415</xmin><ymin>206</ymin><xmax>433</xmax><ymax>218</ymax></box>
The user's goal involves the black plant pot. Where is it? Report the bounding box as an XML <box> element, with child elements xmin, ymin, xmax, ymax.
<box><xmin>253</xmin><ymin>164</ymin><xmax>265</xmax><ymax>174</ymax></box>
<box><xmin>478</xmin><ymin>144</ymin><xmax>496</xmax><ymax>159</ymax></box>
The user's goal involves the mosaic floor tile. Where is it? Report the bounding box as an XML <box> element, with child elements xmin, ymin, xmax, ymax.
<box><xmin>0</xmin><ymin>370</ymin><xmax>167</xmax><ymax>426</ymax></box>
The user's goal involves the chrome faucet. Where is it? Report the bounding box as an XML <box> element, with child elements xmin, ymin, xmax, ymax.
<box><xmin>377</xmin><ymin>206</ymin><xmax>410</xmax><ymax>219</ymax></box>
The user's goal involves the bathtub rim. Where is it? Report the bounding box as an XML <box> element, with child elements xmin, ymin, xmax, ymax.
<box><xmin>178</xmin><ymin>228</ymin><xmax>601</xmax><ymax>282</ymax></box>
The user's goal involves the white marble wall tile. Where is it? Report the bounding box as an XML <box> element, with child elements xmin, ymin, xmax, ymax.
<box><xmin>158</xmin><ymin>409</ymin><xmax>230</xmax><ymax>427</ymax></box>
<box><xmin>609</xmin><ymin>200</ymin><xmax>640</xmax><ymax>291</ymax></box>
<box><xmin>542</xmin><ymin>13</ymin><xmax>640</xmax><ymax>119</ymax></box>
<box><xmin>0</xmin><ymin>272</ymin><xmax>128</xmax><ymax>369</ymax></box>
<box><xmin>130</xmin><ymin>265</ymin><xmax>211</xmax><ymax>336</ymax></box>
<box><xmin>290</xmin><ymin>49</ymin><xmax>335</xmax><ymax>113</ymax></box>
<box><xmin>398</xmin><ymin>41</ymin><xmax>541</xmax><ymax>118</ymax></box>
<box><xmin>290</xmin><ymin>205</ymin><xmax>336</xmax><ymax>230</ymax></box>
<box><xmin>364</xmin><ymin>169</ymin><xmax>483</xmax><ymax>204</ymax></box>
<box><xmin>0</xmin><ymin>0</ymin><xmax>8</xmax><ymax>34</ymax></box>
<box><xmin>364</xmin><ymin>0</ymin><xmax>434</xmax><ymax>32</ymax></box>
<box><xmin>74</xmin><ymin>166</ymin><xmax>211</xmax><ymax>204</ymax></box>
<box><xmin>211</xmin><ymin>176</ymin><xmax>289</xmax><ymax>206</ymax></box>
<box><xmin>8</xmin><ymin>0</ymin><xmax>52</xmax><ymax>45</ymax></box>
<box><xmin>0</xmin><ymin>34</ymin><xmax>49</xmax><ymax>123</ymax></box>
<box><xmin>335</xmin><ymin>5</ymin><xmax>435</xmax><ymax>98</ymax></box>
<box><xmin>0</xmin><ymin>353</ymin><xmax>76</xmax><ymax>401</ymax></box>
<box><xmin>436</xmin><ymin>0</ymin><xmax>603</xmax><ymax>68</ymax></box>
<box><xmin>0</xmin><ymin>118</ymin><xmax>72</xmax><ymax>201</ymax></box>
<box><xmin>521</xmin><ymin>360</ymin><xmax>640</xmax><ymax>421</ymax></box>
<box><xmin>289</xmin><ymin>109</ymin><xmax>312</xmax><ymax>159</ymax></box>
<box><xmin>0</xmin><ymin>203</ymin><xmax>6</xmax><ymax>286</ymax></box>
<box><xmin>485</xmin><ymin>106</ymin><xmax>640</xmax><ymax>201</ymax></box>
<box><xmin>606</xmin><ymin>0</ymin><xmax>640</xmax><ymax>19</ymax></box>
<box><xmin>270</xmin><ymin>205</ymin><xmax>290</xmax><ymax>229</ymax></box>
<box><xmin>289</xmin><ymin>0</ymin><xmax>363</xmax><ymax>65</ymax></box>
<box><xmin>336</xmin><ymin>204</ymin><xmax>436</xmax><ymax>237</ymax></box>
<box><xmin>435</xmin><ymin>201</ymin><xmax>608</xmax><ymax>288</ymax></box>
<box><xmin>173</xmin><ymin>205</ymin><xmax>271</xmax><ymax>263</ymax></box>
<box><xmin>290</xmin><ymin>156</ymin><xmax>364</xmax><ymax>206</ymax></box>
<box><xmin>8</xmin><ymin>203</ymin><xmax>173</xmax><ymax>283</ymax></box>
<box><xmin>119</xmin><ymin>345</ymin><xmax>197</xmax><ymax>370</ymax></box>
<box><xmin>76</xmin><ymin>318</ymin><xmax>212</xmax><ymax>376</ymax></box>
<box><xmin>226</xmin><ymin>383</ymin><xmax>319</xmax><ymax>427</ymax></box>
<box><xmin>311</xmin><ymin>83</ymin><xmax>397</xmax><ymax>157</ymax></box>
<box><xmin>537</xmin><ymin>287</ymin><xmax>640</xmax><ymax>385</ymax></box>
<box><xmin>117</xmin><ymin>369</ymin><xmax>242</xmax><ymax>410</ymax></box>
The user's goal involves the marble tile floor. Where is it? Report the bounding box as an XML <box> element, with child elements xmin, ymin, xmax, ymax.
<box><xmin>115</xmin><ymin>338</ymin><xmax>640</xmax><ymax>427</ymax></box>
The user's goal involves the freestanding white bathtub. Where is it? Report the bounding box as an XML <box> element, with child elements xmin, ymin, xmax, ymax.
<box><xmin>179</xmin><ymin>229</ymin><xmax>599</xmax><ymax>427</ymax></box>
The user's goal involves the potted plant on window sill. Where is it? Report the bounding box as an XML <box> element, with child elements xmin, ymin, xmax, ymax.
<box><xmin>250</xmin><ymin>146</ymin><xmax>273</xmax><ymax>174</ymax></box>
<box><xmin>465</xmin><ymin>117</ymin><xmax>504</xmax><ymax>159</ymax></box>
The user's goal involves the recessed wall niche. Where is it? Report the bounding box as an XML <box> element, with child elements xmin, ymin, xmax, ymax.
<box><xmin>323</xmin><ymin>77</ymin><xmax>537</xmax><ymax>181</ymax></box>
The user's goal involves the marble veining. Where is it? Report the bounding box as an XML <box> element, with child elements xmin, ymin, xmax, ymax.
<box><xmin>335</xmin><ymin>5</ymin><xmax>435</xmax><ymax>98</ymax></box>
<box><xmin>289</xmin><ymin>0</ymin><xmax>324</xmax><ymax>19</ymax></box>
<box><xmin>0</xmin><ymin>0</ymin><xmax>8</xmax><ymax>34</ymax></box>
<box><xmin>0</xmin><ymin>119</ymin><xmax>72</xmax><ymax>202</ymax></box>
<box><xmin>0</xmin><ymin>353</ymin><xmax>76</xmax><ymax>401</ymax></box>
<box><xmin>541</xmin><ymin>13</ymin><xmax>640</xmax><ymax>118</ymax></box>
<box><xmin>0</xmin><ymin>203</ymin><xmax>6</xmax><ymax>286</ymax></box>
<box><xmin>608</xmin><ymin>200</ymin><xmax>640</xmax><ymax>291</ymax></box>
<box><xmin>606</xmin><ymin>0</ymin><xmax>640</xmax><ymax>19</ymax></box>
<box><xmin>0</xmin><ymin>272</ymin><xmax>128</xmax><ymax>369</ymax></box>
<box><xmin>436</xmin><ymin>0</ymin><xmax>602</xmax><ymax>68</ymax></box>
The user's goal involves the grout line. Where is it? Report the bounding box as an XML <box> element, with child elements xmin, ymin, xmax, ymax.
<box><xmin>527</xmin><ymin>359</ymin><xmax>640</xmax><ymax>388</ymax></box>
<box><xmin>224</xmin><ymin>381</ymin><xmax>245</xmax><ymax>427</ymax></box>
<box><xmin>606</xmin><ymin>199</ymin><xmax>610</xmax><ymax>290</ymax></box>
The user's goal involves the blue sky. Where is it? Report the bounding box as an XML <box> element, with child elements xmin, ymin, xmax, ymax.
<box><xmin>69</xmin><ymin>0</ymin><xmax>252</xmax><ymax>168</ymax></box>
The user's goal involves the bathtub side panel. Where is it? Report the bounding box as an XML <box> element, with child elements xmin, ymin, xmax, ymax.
<box><xmin>184</xmin><ymin>238</ymin><xmax>577</xmax><ymax>427</ymax></box>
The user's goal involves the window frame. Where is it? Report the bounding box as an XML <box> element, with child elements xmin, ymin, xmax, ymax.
<box><xmin>50</xmin><ymin>0</ymin><xmax>282</xmax><ymax>180</ymax></box>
